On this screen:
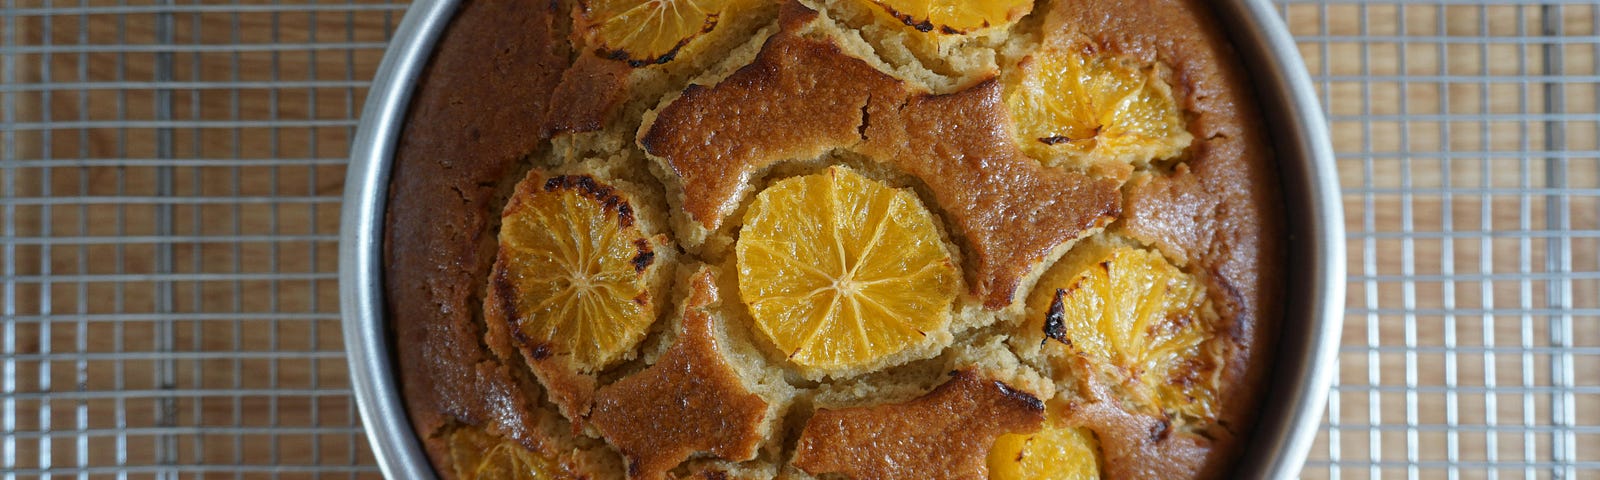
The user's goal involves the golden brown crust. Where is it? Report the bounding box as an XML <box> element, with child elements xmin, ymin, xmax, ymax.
<box><xmin>1045</xmin><ymin>0</ymin><xmax>1285</xmax><ymax>477</ymax></box>
<box><xmin>546</xmin><ymin>53</ymin><xmax>633</xmax><ymax>135</ymax></box>
<box><xmin>639</xmin><ymin>19</ymin><xmax>896</xmax><ymax>228</ymax></box>
<box><xmin>1057</xmin><ymin>355</ymin><xmax>1211</xmax><ymax>479</ymax></box>
<box><xmin>857</xmin><ymin>79</ymin><xmax>1122</xmax><ymax>308</ymax></box>
<box><xmin>792</xmin><ymin>370</ymin><xmax>1045</xmax><ymax>480</ymax></box>
<box><xmin>1121</xmin><ymin>168</ymin><xmax>1216</xmax><ymax>268</ymax></box>
<box><xmin>389</xmin><ymin>0</ymin><xmax>1283</xmax><ymax>478</ymax></box>
<box><xmin>506</xmin><ymin>314</ymin><xmax>599</xmax><ymax>423</ymax></box>
<box><xmin>483</xmin><ymin>171</ymin><xmax>663</xmax><ymax>424</ymax></box>
<box><xmin>589</xmin><ymin>271</ymin><xmax>769</xmax><ymax>480</ymax></box>
<box><xmin>384</xmin><ymin>0</ymin><xmax>572</xmax><ymax>473</ymax></box>
<box><xmin>643</xmin><ymin>5</ymin><xmax>1119</xmax><ymax>308</ymax></box>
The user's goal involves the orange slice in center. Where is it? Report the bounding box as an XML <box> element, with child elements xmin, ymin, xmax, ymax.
<box><xmin>736</xmin><ymin>166</ymin><xmax>958</xmax><ymax>376</ymax></box>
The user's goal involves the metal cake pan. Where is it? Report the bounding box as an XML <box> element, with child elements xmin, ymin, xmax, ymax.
<box><xmin>339</xmin><ymin>1</ymin><xmax>1344</xmax><ymax>477</ymax></box>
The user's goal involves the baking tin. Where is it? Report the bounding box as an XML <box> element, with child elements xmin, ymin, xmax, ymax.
<box><xmin>339</xmin><ymin>1</ymin><xmax>1344</xmax><ymax>478</ymax></box>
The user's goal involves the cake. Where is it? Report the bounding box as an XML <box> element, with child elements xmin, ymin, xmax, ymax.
<box><xmin>383</xmin><ymin>0</ymin><xmax>1284</xmax><ymax>478</ymax></box>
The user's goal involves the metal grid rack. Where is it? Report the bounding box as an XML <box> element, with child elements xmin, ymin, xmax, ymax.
<box><xmin>1284</xmin><ymin>2</ymin><xmax>1600</xmax><ymax>478</ymax></box>
<box><xmin>0</xmin><ymin>0</ymin><xmax>1594</xmax><ymax>478</ymax></box>
<box><xmin>1</xmin><ymin>0</ymin><xmax>397</xmax><ymax>477</ymax></box>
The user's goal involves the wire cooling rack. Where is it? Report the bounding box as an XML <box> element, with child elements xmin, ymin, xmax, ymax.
<box><xmin>1</xmin><ymin>0</ymin><xmax>397</xmax><ymax>477</ymax></box>
<box><xmin>0</xmin><ymin>1</ymin><xmax>1594</xmax><ymax>478</ymax></box>
<box><xmin>1284</xmin><ymin>2</ymin><xmax>1600</xmax><ymax>478</ymax></box>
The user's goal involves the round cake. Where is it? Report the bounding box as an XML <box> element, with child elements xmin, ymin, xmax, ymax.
<box><xmin>383</xmin><ymin>0</ymin><xmax>1285</xmax><ymax>479</ymax></box>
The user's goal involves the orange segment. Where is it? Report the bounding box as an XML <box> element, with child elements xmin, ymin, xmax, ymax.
<box><xmin>1007</xmin><ymin>45</ymin><xmax>1191</xmax><ymax>167</ymax></box>
<box><xmin>496</xmin><ymin>174</ymin><xmax>661</xmax><ymax>372</ymax></box>
<box><xmin>579</xmin><ymin>0</ymin><xmax>738</xmax><ymax>67</ymax></box>
<box><xmin>861</xmin><ymin>0</ymin><xmax>1032</xmax><ymax>35</ymax></box>
<box><xmin>987</xmin><ymin>420</ymin><xmax>1101</xmax><ymax>480</ymax></box>
<box><xmin>736</xmin><ymin>166</ymin><xmax>958</xmax><ymax>375</ymax></box>
<box><xmin>1028</xmin><ymin>243</ymin><xmax>1218</xmax><ymax>423</ymax></box>
<box><xmin>448</xmin><ymin>429</ymin><xmax>566</xmax><ymax>480</ymax></box>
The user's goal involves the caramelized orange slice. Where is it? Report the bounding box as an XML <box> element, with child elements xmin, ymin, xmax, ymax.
<box><xmin>448</xmin><ymin>429</ymin><xmax>566</xmax><ymax>480</ymax></box>
<box><xmin>987</xmin><ymin>417</ymin><xmax>1101</xmax><ymax>480</ymax></box>
<box><xmin>862</xmin><ymin>0</ymin><xmax>1031</xmax><ymax>35</ymax></box>
<box><xmin>495</xmin><ymin>174</ymin><xmax>662</xmax><ymax>372</ymax></box>
<box><xmin>579</xmin><ymin>0</ymin><xmax>738</xmax><ymax>66</ymax></box>
<box><xmin>1007</xmin><ymin>45</ymin><xmax>1191</xmax><ymax>167</ymax></box>
<box><xmin>1028</xmin><ymin>243</ymin><xmax>1219</xmax><ymax>423</ymax></box>
<box><xmin>736</xmin><ymin>166</ymin><xmax>958</xmax><ymax>375</ymax></box>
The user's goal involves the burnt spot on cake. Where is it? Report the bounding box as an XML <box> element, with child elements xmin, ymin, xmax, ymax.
<box><xmin>1150</xmin><ymin>418</ymin><xmax>1173</xmax><ymax>442</ymax></box>
<box><xmin>1043</xmin><ymin>289</ymin><xmax>1068</xmax><ymax>345</ymax></box>
<box><xmin>580</xmin><ymin>4</ymin><xmax>721</xmax><ymax>68</ymax></box>
<box><xmin>857</xmin><ymin>101</ymin><xmax>871</xmax><ymax>139</ymax></box>
<box><xmin>495</xmin><ymin>267</ymin><xmax>555</xmax><ymax>364</ymax></box>
<box><xmin>543</xmin><ymin>174</ymin><xmax>637</xmax><ymax>228</ymax></box>
<box><xmin>631</xmin><ymin>240</ymin><xmax>656</xmax><ymax>273</ymax></box>
<box><xmin>866</xmin><ymin>3</ymin><xmax>991</xmax><ymax>35</ymax></box>
<box><xmin>491</xmin><ymin>269</ymin><xmax>522</xmax><ymax>330</ymax></box>
<box><xmin>995</xmin><ymin>379</ymin><xmax>1047</xmax><ymax>412</ymax></box>
<box><xmin>527</xmin><ymin>343</ymin><xmax>553</xmax><ymax>361</ymax></box>
<box><xmin>1038</xmin><ymin>124</ymin><xmax>1104</xmax><ymax>146</ymax></box>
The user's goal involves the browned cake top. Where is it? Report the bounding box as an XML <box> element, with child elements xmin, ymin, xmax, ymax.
<box><xmin>385</xmin><ymin>0</ymin><xmax>1283</xmax><ymax>478</ymax></box>
<box><xmin>589</xmin><ymin>271</ymin><xmax>770</xmax><ymax>480</ymax></box>
<box><xmin>643</xmin><ymin>5</ymin><xmax>1121</xmax><ymax>308</ymax></box>
<box><xmin>792</xmin><ymin>370</ymin><xmax>1045</xmax><ymax>479</ymax></box>
<box><xmin>1060</xmin><ymin>0</ymin><xmax>1284</xmax><ymax>476</ymax></box>
<box><xmin>855</xmin><ymin>78</ymin><xmax>1122</xmax><ymax>308</ymax></box>
<box><xmin>483</xmin><ymin>171</ymin><xmax>665</xmax><ymax>424</ymax></box>
<box><xmin>383</xmin><ymin>0</ymin><xmax>572</xmax><ymax>468</ymax></box>
<box><xmin>1051</xmin><ymin>354</ymin><xmax>1214</xmax><ymax>479</ymax></box>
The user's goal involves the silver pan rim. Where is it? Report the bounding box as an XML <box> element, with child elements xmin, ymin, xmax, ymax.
<box><xmin>339</xmin><ymin>0</ymin><xmax>458</xmax><ymax>478</ymax></box>
<box><xmin>338</xmin><ymin>1</ymin><xmax>1345</xmax><ymax>478</ymax></box>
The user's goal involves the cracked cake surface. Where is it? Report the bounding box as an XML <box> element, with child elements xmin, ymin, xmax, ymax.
<box><xmin>589</xmin><ymin>270</ymin><xmax>772</xmax><ymax>480</ymax></box>
<box><xmin>792</xmin><ymin>369</ymin><xmax>1046</xmax><ymax>479</ymax></box>
<box><xmin>384</xmin><ymin>0</ymin><xmax>1283</xmax><ymax>478</ymax></box>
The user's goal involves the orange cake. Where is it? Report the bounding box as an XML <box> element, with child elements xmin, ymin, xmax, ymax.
<box><xmin>384</xmin><ymin>0</ymin><xmax>1284</xmax><ymax>478</ymax></box>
